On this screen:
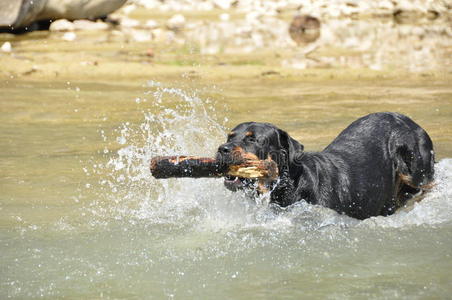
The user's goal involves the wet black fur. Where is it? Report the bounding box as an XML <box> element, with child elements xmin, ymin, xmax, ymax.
<box><xmin>217</xmin><ymin>112</ymin><xmax>435</xmax><ymax>219</ymax></box>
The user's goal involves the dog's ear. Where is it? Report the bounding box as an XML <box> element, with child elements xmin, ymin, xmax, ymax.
<box><xmin>277</xmin><ymin>129</ymin><xmax>304</xmax><ymax>163</ymax></box>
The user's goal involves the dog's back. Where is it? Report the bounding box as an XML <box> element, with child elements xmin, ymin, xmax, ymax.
<box><xmin>319</xmin><ymin>112</ymin><xmax>434</xmax><ymax>218</ymax></box>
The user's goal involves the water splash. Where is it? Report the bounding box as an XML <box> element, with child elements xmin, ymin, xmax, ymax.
<box><xmin>361</xmin><ymin>158</ymin><xmax>452</xmax><ymax>228</ymax></box>
<box><xmin>85</xmin><ymin>83</ymin><xmax>452</xmax><ymax>233</ymax></box>
<box><xmin>84</xmin><ymin>83</ymin><xmax>227</xmax><ymax>227</ymax></box>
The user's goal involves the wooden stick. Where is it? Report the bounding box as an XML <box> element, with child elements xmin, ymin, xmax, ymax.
<box><xmin>150</xmin><ymin>156</ymin><xmax>222</xmax><ymax>178</ymax></box>
<box><xmin>150</xmin><ymin>155</ymin><xmax>278</xmax><ymax>180</ymax></box>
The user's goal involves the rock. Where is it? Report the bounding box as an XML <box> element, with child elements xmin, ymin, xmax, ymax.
<box><xmin>151</xmin><ymin>28</ymin><xmax>166</xmax><ymax>42</ymax></box>
<box><xmin>167</xmin><ymin>14</ymin><xmax>186</xmax><ymax>31</ymax></box>
<box><xmin>119</xmin><ymin>17</ymin><xmax>140</xmax><ymax>28</ymax></box>
<box><xmin>0</xmin><ymin>1</ymin><xmax>23</xmax><ymax>27</ymax></box>
<box><xmin>50</xmin><ymin>19</ymin><xmax>109</xmax><ymax>31</ymax></box>
<box><xmin>0</xmin><ymin>0</ymin><xmax>47</xmax><ymax>29</ymax></box>
<box><xmin>426</xmin><ymin>10</ymin><xmax>440</xmax><ymax>21</ymax></box>
<box><xmin>1</xmin><ymin>41</ymin><xmax>12</xmax><ymax>52</ymax></box>
<box><xmin>289</xmin><ymin>15</ymin><xmax>321</xmax><ymax>45</ymax></box>
<box><xmin>39</xmin><ymin>0</ymin><xmax>127</xmax><ymax>21</ymax></box>
<box><xmin>121</xmin><ymin>4</ymin><xmax>137</xmax><ymax>15</ymax></box>
<box><xmin>213</xmin><ymin>0</ymin><xmax>233</xmax><ymax>10</ymax></box>
<box><xmin>73</xmin><ymin>20</ymin><xmax>109</xmax><ymax>30</ymax></box>
<box><xmin>377</xmin><ymin>0</ymin><xmax>394</xmax><ymax>10</ymax></box>
<box><xmin>144</xmin><ymin>19</ymin><xmax>159</xmax><ymax>29</ymax></box>
<box><xmin>62</xmin><ymin>31</ymin><xmax>76</xmax><ymax>41</ymax></box>
<box><xmin>0</xmin><ymin>0</ymin><xmax>126</xmax><ymax>30</ymax></box>
<box><xmin>246</xmin><ymin>12</ymin><xmax>261</xmax><ymax>23</ymax></box>
<box><xmin>129</xmin><ymin>29</ymin><xmax>152</xmax><ymax>42</ymax></box>
<box><xmin>49</xmin><ymin>19</ymin><xmax>74</xmax><ymax>31</ymax></box>
<box><xmin>146</xmin><ymin>48</ymin><xmax>154</xmax><ymax>57</ymax></box>
<box><xmin>219</xmin><ymin>13</ymin><xmax>230</xmax><ymax>22</ymax></box>
<box><xmin>22</xmin><ymin>66</ymin><xmax>39</xmax><ymax>76</ymax></box>
<box><xmin>261</xmin><ymin>70</ymin><xmax>280</xmax><ymax>76</ymax></box>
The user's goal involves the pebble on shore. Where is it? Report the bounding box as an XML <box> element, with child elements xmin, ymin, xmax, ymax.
<box><xmin>289</xmin><ymin>15</ymin><xmax>321</xmax><ymax>45</ymax></box>
<box><xmin>62</xmin><ymin>32</ymin><xmax>77</xmax><ymax>41</ymax></box>
<box><xmin>50</xmin><ymin>19</ymin><xmax>110</xmax><ymax>32</ymax></box>
<box><xmin>1</xmin><ymin>42</ymin><xmax>12</xmax><ymax>52</ymax></box>
<box><xmin>166</xmin><ymin>14</ymin><xmax>186</xmax><ymax>31</ymax></box>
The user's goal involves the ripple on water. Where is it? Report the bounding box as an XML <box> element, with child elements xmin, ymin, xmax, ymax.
<box><xmin>3</xmin><ymin>83</ymin><xmax>452</xmax><ymax>299</ymax></box>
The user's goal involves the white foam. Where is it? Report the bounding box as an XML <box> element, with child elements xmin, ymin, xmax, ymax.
<box><xmin>361</xmin><ymin>158</ymin><xmax>452</xmax><ymax>228</ymax></box>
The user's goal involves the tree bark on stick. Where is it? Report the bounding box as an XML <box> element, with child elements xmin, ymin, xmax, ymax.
<box><xmin>150</xmin><ymin>156</ymin><xmax>278</xmax><ymax>180</ymax></box>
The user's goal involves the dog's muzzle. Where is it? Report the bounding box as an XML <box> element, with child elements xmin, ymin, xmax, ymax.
<box><xmin>224</xmin><ymin>175</ymin><xmax>245</xmax><ymax>191</ymax></box>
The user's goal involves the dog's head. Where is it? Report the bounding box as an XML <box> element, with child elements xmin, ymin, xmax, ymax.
<box><xmin>216</xmin><ymin>122</ymin><xmax>303</xmax><ymax>192</ymax></box>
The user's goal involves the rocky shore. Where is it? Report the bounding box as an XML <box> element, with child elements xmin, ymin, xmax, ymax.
<box><xmin>0</xmin><ymin>0</ymin><xmax>127</xmax><ymax>29</ymax></box>
<box><xmin>0</xmin><ymin>0</ymin><xmax>450</xmax><ymax>78</ymax></box>
<box><xmin>129</xmin><ymin>0</ymin><xmax>450</xmax><ymax>17</ymax></box>
<box><xmin>110</xmin><ymin>0</ymin><xmax>451</xmax><ymax>71</ymax></box>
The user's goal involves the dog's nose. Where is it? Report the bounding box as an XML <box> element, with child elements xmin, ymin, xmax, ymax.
<box><xmin>218</xmin><ymin>144</ymin><xmax>233</xmax><ymax>154</ymax></box>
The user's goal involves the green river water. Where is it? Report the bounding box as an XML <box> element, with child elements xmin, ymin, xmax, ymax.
<box><xmin>1</xmin><ymin>76</ymin><xmax>452</xmax><ymax>299</ymax></box>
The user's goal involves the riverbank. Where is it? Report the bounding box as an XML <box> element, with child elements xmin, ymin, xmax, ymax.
<box><xmin>1</xmin><ymin>28</ymin><xmax>451</xmax><ymax>82</ymax></box>
<box><xmin>1</xmin><ymin>0</ymin><xmax>451</xmax><ymax>83</ymax></box>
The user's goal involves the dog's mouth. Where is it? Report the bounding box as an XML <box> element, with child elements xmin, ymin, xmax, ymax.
<box><xmin>224</xmin><ymin>175</ymin><xmax>256</xmax><ymax>192</ymax></box>
<box><xmin>224</xmin><ymin>175</ymin><xmax>244</xmax><ymax>191</ymax></box>
<box><xmin>217</xmin><ymin>146</ymin><xmax>263</xmax><ymax>192</ymax></box>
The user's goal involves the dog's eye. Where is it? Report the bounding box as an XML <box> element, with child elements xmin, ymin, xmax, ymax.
<box><xmin>246</xmin><ymin>136</ymin><xmax>256</xmax><ymax>143</ymax></box>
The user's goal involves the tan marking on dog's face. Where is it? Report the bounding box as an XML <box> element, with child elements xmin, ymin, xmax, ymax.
<box><xmin>231</xmin><ymin>146</ymin><xmax>259</xmax><ymax>161</ymax></box>
<box><xmin>227</xmin><ymin>132</ymin><xmax>236</xmax><ymax>139</ymax></box>
<box><xmin>245</xmin><ymin>131</ymin><xmax>254</xmax><ymax>137</ymax></box>
<box><xmin>399</xmin><ymin>173</ymin><xmax>435</xmax><ymax>190</ymax></box>
<box><xmin>399</xmin><ymin>173</ymin><xmax>412</xmax><ymax>185</ymax></box>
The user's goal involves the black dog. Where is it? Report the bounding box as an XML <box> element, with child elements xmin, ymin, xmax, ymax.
<box><xmin>216</xmin><ymin>112</ymin><xmax>435</xmax><ymax>219</ymax></box>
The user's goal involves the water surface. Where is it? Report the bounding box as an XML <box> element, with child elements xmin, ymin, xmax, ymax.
<box><xmin>1</xmin><ymin>78</ymin><xmax>452</xmax><ymax>299</ymax></box>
